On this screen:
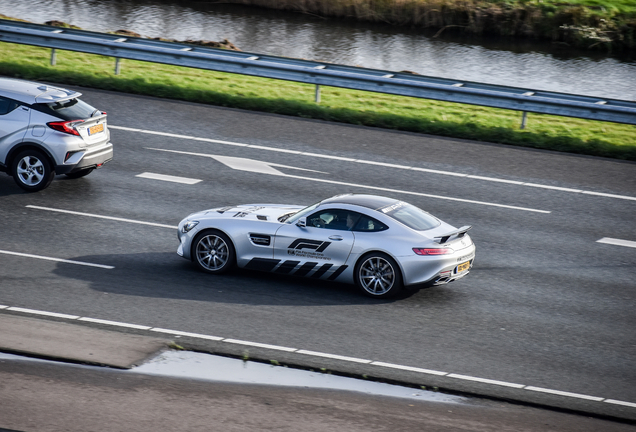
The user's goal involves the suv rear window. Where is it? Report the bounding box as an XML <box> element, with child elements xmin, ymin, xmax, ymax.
<box><xmin>33</xmin><ymin>98</ymin><xmax>98</xmax><ymax>120</ymax></box>
<box><xmin>379</xmin><ymin>201</ymin><xmax>440</xmax><ymax>231</ymax></box>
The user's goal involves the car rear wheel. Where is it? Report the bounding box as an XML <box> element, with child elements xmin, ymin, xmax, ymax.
<box><xmin>12</xmin><ymin>150</ymin><xmax>55</xmax><ymax>192</ymax></box>
<box><xmin>192</xmin><ymin>230</ymin><xmax>235</xmax><ymax>274</ymax></box>
<box><xmin>65</xmin><ymin>168</ymin><xmax>94</xmax><ymax>179</ymax></box>
<box><xmin>355</xmin><ymin>253</ymin><xmax>403</xmax><ymax>298</ymax></box>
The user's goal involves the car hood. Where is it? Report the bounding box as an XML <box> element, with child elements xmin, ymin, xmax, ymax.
<box><xmin>186</xmin><ymin>203</ymin><xmax>304</xmax><ymax>222</ymax></box>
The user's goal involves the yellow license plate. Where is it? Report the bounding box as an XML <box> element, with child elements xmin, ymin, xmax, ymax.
<box><xmin>456</xmin><ymin>261</ymin><xmax>470</xmax><ymax>273</ymax></box>
<box><xmin>88</xmin><ymin>123</ymin><xmax>104</xmax><ymax>135</ymax></box>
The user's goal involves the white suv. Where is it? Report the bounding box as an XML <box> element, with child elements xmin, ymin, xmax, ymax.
<box><xmin>0</xmin><ymin>78</ymin><xmax>113</xmax><ymax>192</ymax></box>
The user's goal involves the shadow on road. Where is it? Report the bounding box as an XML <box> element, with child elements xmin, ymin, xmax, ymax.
<box><xmin>51</xmin><ymin>251</ymin><xmax>457</xmax><ymax>307</ymax></box>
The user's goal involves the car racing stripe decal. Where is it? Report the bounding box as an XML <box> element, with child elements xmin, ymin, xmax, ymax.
<box><xmin>275</xmin><ymin>260</ymin><xmax>301</xmax><ymax>274</ymax></box>
<box><xmin>293</xmin><ymin>262</ymin><xmax>317</xmax><ymax>277</ymax></box>
<box><xmin>327</xmin><ymin>265</ymin><xmax>348</xmax><ymax>281</ymax></box>
<box><xmin>311</xmin><ymin>264</ymin><xmax>333</xmax><ymax>278</ymax></box>
<box><xmin>245</xmin><ymin>258</ymin><xmax>280</xmax><ymax>272</ymax></box>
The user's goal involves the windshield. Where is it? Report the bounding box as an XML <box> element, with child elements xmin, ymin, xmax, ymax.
<box><xmin>378</xmin><ymin>201</ymin><xmax>440</xmax><ymax>231</ymax></box>
<box><xmin>283</xmin><ymin>201</ymin><xmax>321</xmax><ymax>224</ymax></box>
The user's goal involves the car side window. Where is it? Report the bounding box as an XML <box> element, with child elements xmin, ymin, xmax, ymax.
<box><xmin>0</xmin><ymin>97</ymin><xmax>20</xmax><ymax>115</ymax></box>
<box><xmin>352</xmin><ymin>214</ymin><xmax>389</xmax><ymax>232</ymax></box>
<box><xmin>307</xmin><ymin>209</ymin><xmax>360</xmax><ymax>231</ymax></box>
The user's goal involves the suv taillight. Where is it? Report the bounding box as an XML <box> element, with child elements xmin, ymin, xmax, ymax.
<box><xmin>47</xmin><ymin>120</ymin><xmax>84</xmax><ymax>136</ymax></box>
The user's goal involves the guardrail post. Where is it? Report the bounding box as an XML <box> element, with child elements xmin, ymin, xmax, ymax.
<box><xmin>315</xmin><ymin>85</ymin><xmax>321</xmax><ymax>104</ymax></box>
<box><xmin>520</xmin><ymin>111</ymin><xmax>528</xmax><ymax>129</ymax></box>
<box><xmin>50</xmin><ymin>49</ymin><xmax>56</xmax><ymax>66</ymax></box>
<box><xmin>115</xmin><ymin>58</ymin><xmax>121</xmax><ymax>75</ymax></box>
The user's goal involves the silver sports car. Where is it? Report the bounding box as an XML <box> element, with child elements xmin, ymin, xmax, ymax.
<box><xmin>177</xmin><ymin>194</ymin><xmax>476</xmax><ymax>298</ymax></box>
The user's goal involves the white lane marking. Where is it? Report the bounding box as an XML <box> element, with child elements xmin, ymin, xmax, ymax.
<box><xmin>148</xmin><ymin>148</ymin><xmax>550</xmax><ymax>213</ymax></box>
<box><xmin>111</xmin><ymin>125</ymin><xmax>636</xmax><ymax>202</ymax></box>
<box><xmin>0</xmin><ymin>249</ymin><xmax>114</xmax><ymax>269</ymax></box>
<box><xmin>371</xmin><ymin>361</ymin><xmax>448</xmax><ymax>376</ymax></box>
<box><xmin>524</xmin><ymin>386</ymin><xmax>605</xmax><ymax>402</ymax></box>
<box><xmin>597</xmin><ymin>237</ymin><xmax>636</xmax><ymax>249</ymax></box>
<box><xmin>136</xmin><ymin>172</ymin><xmax>202</xmax><ymax>184</ymax></box>
<box><xmin>7</xmin><ymin>307</ymin><xmax>80</xmax><ymax>319</ymax></box>
<box><xmin>297</xmin><ymin>350</ymin><xmax>372</xmax><ymax>364</ymax></box>
<box><xmin>151</xmin><ymin>328</ymin><xmax>224</xmax><ymax>341</ymax></box>
<box><xmin>605</xmin><ymin>399</ymin><xmax>636</xmax><ymax>408</ymax></box>
<box><xmin>26</xmin><ymin>205</ymin><xmax>177</xmax><ymax>230</ymax></box>
<box><xmin>4</xmin><ymin>304</ymin><xmax>636</xmax><ymax>409</ymax></box>
<box><xmin>78</xmin><ymin>317</ymin><xmax>152</xmax><ymax>330</ymax></box>
<box><xmin>447</xmin><ymin>373</ymin><xmax>525</xmax><ymax>388</ymax></box>
<box><xmin>223</xmin><ymin>338</ymin><xmax>298</xmax><ymax>352</ymax></box>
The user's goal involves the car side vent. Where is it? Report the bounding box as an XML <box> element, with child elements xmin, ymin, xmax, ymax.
<box><xmin>257</xmin><ymin>215</ymin><xmax>268</xmax><ymax>221</ymax></box>
<box><xmin>249</xmin><ymin>233</ymin><xmax>271</xmax><ymax>246</ymax></box>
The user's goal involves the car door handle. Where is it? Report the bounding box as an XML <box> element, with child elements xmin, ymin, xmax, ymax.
<box><xmin>329</xmin><ymin>235</ymin><xmax>344</xmax><ymax>241</ymax></box>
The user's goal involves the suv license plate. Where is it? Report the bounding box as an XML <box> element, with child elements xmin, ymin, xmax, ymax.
<box><xmin>88</xmin><ymin>123</ymin><xmax>104</xmax><ymax>135</ymax></box>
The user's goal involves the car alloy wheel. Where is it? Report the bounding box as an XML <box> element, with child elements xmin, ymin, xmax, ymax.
<box><xmin>193</xmin><ymin>231</ymin><xmax>235</xmax><ymax>274</ymax></box>
<box><xmin>12</xmin><ymin>150</ymin><xmax>55</xmax><ymax>192</ymax></box>
<box><xmin>355</xmin><ymin>253</ymin><xmax>402</xmax><ymax>298</ymax></box>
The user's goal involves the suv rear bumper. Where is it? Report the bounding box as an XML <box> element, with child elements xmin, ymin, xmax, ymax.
<box><xmin>55</xmin><ymin>142</ymin><xmax>113</xmax><ymax>174</ymax></box>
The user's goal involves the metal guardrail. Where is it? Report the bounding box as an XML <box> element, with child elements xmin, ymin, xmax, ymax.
<box><xmin>1</xmin><ymin>18</ymin><xmax>635</xmax><ymax>126</ymax></box>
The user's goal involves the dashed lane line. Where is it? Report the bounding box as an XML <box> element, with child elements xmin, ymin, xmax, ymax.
<box><xmin>597</xmin><ymin>237</ymin><xmax>636</xmax><ymax>249</ymax></box>
<box><xmin>136</xmin><ymin>172</ymin><xmax>202</xmax><ymax>184</ymax></box>
<box><xmin>0</xmin><ymin>250</ymin><xmax>114</xmax><ymax>269</ymax></box>
<box><xmin>110</xmin><ymin>125</ymin><xmax>636</xmax><ymax>202</ymax></box>
<box><xmin>2</xmin><ymin>304</ymin><xmax>635</xmax><ymax>410</ymax></box>
<box><xmin>25</xmin><ymin>205</ymin><xmax>177</xmax><ymax>230</ymax></box>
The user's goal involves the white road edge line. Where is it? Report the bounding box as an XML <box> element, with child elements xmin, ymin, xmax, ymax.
<box><xmin>447</xmin><ymin>373</ymin><xmax>525</xmax><ymax>388</ymax></box>
<box><xmin>524</xmin><ymin>386</ymin><xmax>605</xmax><ymax>402</ymax></box>
<box><xmin>26</xmin><ymin>205</ymin><xmax>177</xmax><ymax>230</ymax></box>
<box><xmin>78</xmin><ymin>317</ymin><xmax>152</xmax><ymax>330</ymax></box>
<box><xmin>597</xmin><ymin>237</ymin><xmax>636</xmax><ymax>249</ymax></box>
<box><xmin>110</xmin><ymin>125</ymin><xmax>636</xmax><ymax>202</ymax></box>
<box><xmin>0</xmin><ymin>249</ymin><xmax>114</xmax><ymax>269</ymax></box>
<box><xmin>136</xmin><ymin>172</ymin><xmax>202</xmax><ymax>185</ymax></box>
<box><xmin>223</xmin><ymin>338</ymin><xmax>298</xmax><ymax>352</ymax></box>
<box><xmin>3</xmin><ymin>305</ymin><xmax>635</xmax><ymax>409</ymax></box>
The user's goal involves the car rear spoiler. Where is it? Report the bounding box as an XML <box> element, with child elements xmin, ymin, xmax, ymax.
<box><xmin>434</xmin><ymin>225</ymin><xmax>472</xmax><ymax>244</ymax></box>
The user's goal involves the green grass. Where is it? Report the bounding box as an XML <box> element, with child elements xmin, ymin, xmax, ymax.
<box><xmin>1</xmin><ymin>42</ymin><xmax>635</xmax><ymax>160</ymax></box>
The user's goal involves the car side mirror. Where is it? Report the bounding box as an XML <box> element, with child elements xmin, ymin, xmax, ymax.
<box><xmin>296</xmin><ymin>217</ymin><xmax>307</xmax><ymax>228</ymax></box>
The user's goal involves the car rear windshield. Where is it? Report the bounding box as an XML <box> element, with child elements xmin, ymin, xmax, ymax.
<box><xmin>378</xmin><ymin>201</ymin><xmax>440</xmax><ymax>231</ymax></box>
<box><xmin>33</xmin><ymin>98</ymin><xmax>98</xmax><ymax>121</ymax></box>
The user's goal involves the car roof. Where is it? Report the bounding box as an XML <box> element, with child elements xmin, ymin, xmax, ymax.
<box><xmin>0</xmin><ymin>77</ymin><xmax>81</xmax><ymax>104</ymax></box>
<box><xmin>321</xmin><ymin>194</ymin><xmax>400</xmax><ymax>211</ymax></box>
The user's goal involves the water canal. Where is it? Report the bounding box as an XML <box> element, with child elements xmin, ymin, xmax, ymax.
<box><xmin>1</xmin><ymin>0</ymin><xmax>635</xmax><ymax>100</ymax></box>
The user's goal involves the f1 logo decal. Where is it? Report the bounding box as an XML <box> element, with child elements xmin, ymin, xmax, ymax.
<box><xmin>288</xmin><ymin>238</ymin><xmax>331</xmax><ymax>253</ymax></box>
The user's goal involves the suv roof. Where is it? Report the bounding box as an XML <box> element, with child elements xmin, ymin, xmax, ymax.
<box><xmin>0</xmin><ymin>77</ymin><xmax>82</xmax><ymax>104</ymax></box>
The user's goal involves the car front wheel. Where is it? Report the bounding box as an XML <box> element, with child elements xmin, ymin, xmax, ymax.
<box><xmin>12</xmin><ymin>150</ymin><xmax>55</xmax><ymax>192</ymax></box>
<box><xmin>355</xmin><ymin>253</ymin><xmax>403</xmax><ymax>298</ymax></box>
<box><xmin>192</xmin><ymin>230</ymin><xmax>235</xmax><ymax>274</ymax></box>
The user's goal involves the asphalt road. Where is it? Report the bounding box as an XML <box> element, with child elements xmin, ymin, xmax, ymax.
<box><xmin>1</xmin><ymin>86</ymin><xmax>635</xmax><ymax>420</ymax></box>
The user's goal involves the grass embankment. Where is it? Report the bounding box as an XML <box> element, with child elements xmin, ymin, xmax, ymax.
<box><xmin>1</xmin><ymin>42</ymin><xmax>634</xmax><ymax>161</ymax></box>
<box><xmin>228</xmin><ymin>0</ymin><xmax>636</xmax><ymax>52</ymax></box>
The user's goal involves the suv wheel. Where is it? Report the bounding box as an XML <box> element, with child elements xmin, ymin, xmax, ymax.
<box><xmin>12</xmin><ymin>150</ymin><xmax>55</xmax><ymax>192</ymax></box>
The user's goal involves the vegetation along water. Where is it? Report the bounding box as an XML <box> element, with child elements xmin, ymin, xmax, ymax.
<box><xmin>219</xmin><ymin>0</ymin><xmax>636</xmax><ymax>52</ymax></box>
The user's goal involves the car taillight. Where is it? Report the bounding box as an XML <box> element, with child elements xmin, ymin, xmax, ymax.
<box><xmin>413</xmin><ymin>248</ymin><xmax>453</xmax><ymax>255</ymax></box>
<box><xmin>47</xmin><ymin>120</ymin><xmax>84</xmax><ymax>136</ymax></box>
